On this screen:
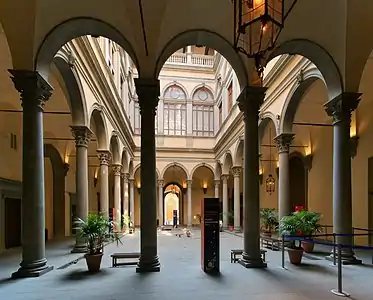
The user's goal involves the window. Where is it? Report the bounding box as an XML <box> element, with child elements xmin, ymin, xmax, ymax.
<box><xmin>192</xmin><ymin>87</ymin><xmax>214</xmax><ymax>102</ymax></box>
<box><xmin>120</xmin><ymin>76</ymin><xmax>124</xmax><ymax>99</ymax></box>
<box><xmin>163</xmin><ymin>85</ymin><xmax>186</xmax><ymax>100</ymax></box>
<box><xmin>192</xmin><ymin>105</ymin><xmax>214</xmax><ymax>136</ymax></box>
<box><xmin>164</xmin><ymin>103</ymin><xmax>186</xmax><ymax>135</ymax></box>
<box><xmin>218</xmin><ymin>103</ymin><xmax>222</xmax><ymax>127</ymax></box>
<box><xmin>133</xmin><ymin>101</ymin><xmax>158</xmax><ymax>134</ymax></box>
<box><xmin>227</xmin><ymin>82</ymin><xmax>233</xmax><ymax>111</ymax></box>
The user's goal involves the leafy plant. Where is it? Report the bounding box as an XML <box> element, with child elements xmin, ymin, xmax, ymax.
<box><xmin>121</xmin><ymin>215</ymin><xmax>132</xmax><ymax>230</ymax></box>
<box><xmin>195</xmin><ymin>214</ymin><xmax>202</xmax><ymax>224</ymax></box>
<box><xmin>279</xmin><ymin>210</ymin><xmax>322</xmax><ymax>249</ymax></box>
<box><xmin>260</xmin><ymin>208</ymin><xmax>278</xmax><ymax>233</ymax></box>
<box><xmin>77</xmin><ymin>213</ymin><xmax>122</xmax><ymax>255</ymax></box>
<box><xmin>225</xmin><ymin>210</ymin><xmax>234</xmax><ymax>226</ymax></box>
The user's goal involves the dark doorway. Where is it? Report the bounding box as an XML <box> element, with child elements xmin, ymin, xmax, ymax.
<box><xmin>4</xmin><ymin>197</ymin><xmax>21</xmax><ymax>249</ymax></box>
<box><xmin>289</xmin><ymin>155</ymin><xmax>307</xmax><ymax>211</ymax></box>
<box><xmin>368</xmin><ymin>157</ymin><xmax>373</xmax><ymax>245</ymax></box>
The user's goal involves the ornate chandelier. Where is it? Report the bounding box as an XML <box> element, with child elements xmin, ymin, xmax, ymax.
<box><xmin>233</xmin><ymin>0</ymin><xmax>298</xmax><ymax>76</ymax></box>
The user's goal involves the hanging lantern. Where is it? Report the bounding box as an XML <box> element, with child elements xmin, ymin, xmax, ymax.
<box><xmin>233</xmin><ymin>0</ymin><xmax>298</xmax><ymax>75</ymax></box>
<box><xmin>265</xmin><ymin>174</ymin><xmax>275</xmax><ymax>194</ymax></box>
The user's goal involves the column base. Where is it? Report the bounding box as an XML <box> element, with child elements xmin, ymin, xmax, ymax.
<box><xmin>234</xmin><ymin>227</ymin><xmax>242</xmax><ymax>233</ymax></box>
<box><xmin>71</xmin><ymin>244</ymin><xmax>87</xmax><ymax>253</ymax></box>
<box><xmin>136</xmin><ymin>255</ymin><xmax>160</xmax><ymax>273</ymax></box>
<box><xmin>12</xmin><ymin>259</ymin><xmax>53</xmax><ymax>278</ymax></box>
<box><xmin>239</xmin><ymin>252</ymin><xmax>267</xmax><ymax>269</ymax></box>
<box><xmin>325</xmin><ymin>253</ymin><xmax>362</xmax><ymax>265</ymax></box>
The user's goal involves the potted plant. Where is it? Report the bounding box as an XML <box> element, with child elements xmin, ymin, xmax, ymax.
<box><xmin>260</xmin><ymin>208</ymin><xmax>278</xmax><ymax>237</ymax></box>
<box><xmin>121</xmin><ymin>215</ymin><xmax>132</xmax><ymax>233</ymax></box>
<box><xmin>297</xmin><ymin>210</ymin><xmax>322</xmax><ymax>253</ymax></box>
<box><xmin>78</xmin><ymin>213</ymin><xmax>122</xmax><ymax>272</ymax></box>
<box><xmin>226</xmin><ymin>210</ymin><xmax>234</xmax><ymax>231</ymax></box>
<box><xmin>195</xmin><ymin>214</ymin><xmax>202</xmax><ymax>224</ymax></box>
<box><xmin>279</xmin><ymin>212</ymin><xmax>305</xmax><ymax>265</ymax></box>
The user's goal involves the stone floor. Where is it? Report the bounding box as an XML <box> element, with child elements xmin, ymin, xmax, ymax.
<box><xmin>0</xmin><ymin>229</ymin><xmax>373</xmax><ymax>300</ymax></box>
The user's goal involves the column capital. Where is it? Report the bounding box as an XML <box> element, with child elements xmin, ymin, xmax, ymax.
<box><xmin>187</xmin><ymin>179</ymin><xmax>193</xmax><ymax>187</ymax></box>
<box><xmin>121</xmin><ymin>172</ymin><xmax>130</xmax><ymax>182</ymax></box>
<box><xmin>135</xmin><ymin>78</ymin><xmax>160</xmax><ymax>116</ymax></box>
<box><xmin>97</xmin><ymin>150</ymin><xmax>111</xmax><ymax>166</ymax></box>
<box><xmin>112</xmin><ymin>164</ymin><xmax>122</xmax><ymax>176</ymax></box>
<box><xmin>9</xmin><ymin>70</ymin><xmax>53</xmax><ymax>110</ymax></box>
<box><xmin>70</xmin><ymin>126</ymin><xmax>92</xmax><ymax>148</ymax></box>
<box><xmin>214</xmin><ymin>179</ymin><xmax>221</xmax><ymax>186</ymax></box>
<box><xmin>274</xmin><ymin>133</ymin><xmax>295</xmax><ymax>154</ymax></box>
<box><xmin>221</xmin><ymin>174</ymin><xmax>230</xmax><ymax>181</ymax></box>
<box><xmin>157</xmin><ymin>179</ymin><xmax>164</xmax><ymax>187</ymax></box>
<box><xmin>237</xmin><ymin>86</ymin><xmax>267</xmax><ymax>117</ymax></box>
<box><xmin>324</xmin><ymin>92</ymin><xmax>361</xmax><ymax>125</ymax></box>
<box><xmin>129</xmin><ymin>178</ymin><xmax>135</xmax><ymax>185</ymax></box>
<box><xmin>232</xmin><ymin>166</ymin><xmax>242</xmax><ymax>177</ymax></box>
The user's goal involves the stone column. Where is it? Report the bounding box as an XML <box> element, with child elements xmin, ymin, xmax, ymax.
<box><xmin>214</xmin><ymin>179</ymin><xmax>220</xmax><ymax>198</ymax></box>
<box><xmin>129</xmin><ymin>178</ymin><xmax>135</xmax><ymax>225</ymax></box>
<box><xmin>221</xmin><ymin>175</ymin><xmax>229</xmax><ymax>228</ymax></box>
<box><xmin>187</xmin><ymin>180</ymin><xmax>193</xmax><ymax>227</ymax></box>
<box><xmin>158</xmin><ymin>180</ymin><xmax>164</xmax><ymax>226</ymax></box>
<box><xmin>9</xmin><ymin>70</ymin><xmax>54</xmax><ymax>278</ymax></box>
<box><xmin>274</xmin><ymin>133</ymin><xmax>294</xmax><ymax>220</ymax></box>
<box><xmin>97</xmin><ymin>150</ymin><xmax>111</xmax><ymax>218</ymax></box>
<box><xmin>232</xmin><ymin>167</ymin><xmax>242</xmax><ymax>232</ymax></box>
<box><xmin>135</xmin><ymin>78</ymin><xmax>160</xmax><ymax>272</ymax></box>
<box><xmin>122</xmin><ymin>172</ymin><xmax>130</xmax><ymax>219</ymax></box>
<box><xmin>324</xmin><ymin>92</ymin><xmax>362</xmax><ymax>264</ymax></box>
<box><xmin>70</xmin><ymin>126</ymin><xmax>92</xmax><ymax>253</ymax></box>
<box><xmin>113</xmin><ymin>164</ymin><xmax>122</xmax><ymax>230</ymax></box>
<box><xmin>238</xmin><ymin>86</ymin><xmax>267</xmax><ymax>268</ymax></box>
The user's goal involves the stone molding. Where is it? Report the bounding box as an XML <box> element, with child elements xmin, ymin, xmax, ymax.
<box><xmin>70</xmin><ymin>126</ymin><xmax>92</xmax><ymax>147</ymax></box>
<box><xmin>274</xmin><ymin>133</ymin><xmax>295</xmax><ymax>154</ymax></box>
<box><xmin>9</xmin><ymin>70</ymin><xmax>53</xmax><ymax>111</ymax></box>
<box><xmin>324</xmin><ymin>92</ymin><xmax>361</xmax><ymax>125</ymax></box>
<box><xmin>97</xmin><ymin>150</ymin><xmax>111</xmax><ymax>166</ymax></box>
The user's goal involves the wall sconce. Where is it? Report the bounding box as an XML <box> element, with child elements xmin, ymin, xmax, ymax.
<box><xmin>64</xmin><ymin>153</ymin><xmax>69</xmax><ymax>164</ymax></box>
<box><xmin>182</xmin><ymin>182</ymin><xmax>187</xmax><ymax>194</ymax></box>
<box><xmin>305</xmin><ymin>154</ymin><xmax>313</xmax><ymax>170</ymax></box>
<box><xmin>63</xmin><ymin>163</ymin><xmax>70</xmax><ymax>177</ymax></box>
<box><xmin>265</xmin><ymin>174</ymin><xmax>275</xmax><ymax>195</ymax></box>
<box><xmin>350</xmin><ymin>136</ymin><xmax>359</xmax><ymax>158</ymax></box>
<box><xmin>93</xmin><ymin>169</ymin><xmax>98</xmax><ymax>187</ymax></box>
<box><xmin>137</xmin><ymin>182</ymin><xmax>141</xmax><ymax>194</ymax></box>
<box><xmin>202</xmin><ymin>182</ymin><xmax>208</xmax><ymax>194</ymax></box>
<box><xmin>259</xmin><ymin>168</ymin><xmax>263</xmax><ymax>185</ymax></box>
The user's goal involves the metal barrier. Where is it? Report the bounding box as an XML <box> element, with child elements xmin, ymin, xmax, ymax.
<box><xmin>281</xmin><ymin>232</ymin><xmax>373</xmax><ymax>298</ymax></box>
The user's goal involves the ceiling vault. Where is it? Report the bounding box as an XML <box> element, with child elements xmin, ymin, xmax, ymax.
<box><xmin>138</xmin><ymin>0</ymin><xmax>149</xmax><ymax>56</ymax></box>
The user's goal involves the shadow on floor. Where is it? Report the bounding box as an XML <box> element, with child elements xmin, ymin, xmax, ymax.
<box><xmin>60</xmin><ymin>268</ymin><xmax>112</xmax><ymax>281</ymax></box>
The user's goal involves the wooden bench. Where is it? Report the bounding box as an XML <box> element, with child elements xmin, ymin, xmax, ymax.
<box><xmin>111</xmin><ymin>252</ymin><xmax>140</xmax><ymax>267</ymax></box>
<box><xmin>230</xmin><ymin>249</ymin><xmax>267</xmax><ymax>263</ymax></box>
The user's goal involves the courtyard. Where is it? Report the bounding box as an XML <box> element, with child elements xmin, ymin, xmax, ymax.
<box><xmin>0</xmin><ymin>230</ymin><xmax>372</xmax><ymax>300</ymax></box>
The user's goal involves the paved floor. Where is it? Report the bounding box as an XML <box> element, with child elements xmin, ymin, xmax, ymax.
<box><xmin>0</xmin><ymin>229</ymin><xmax>373</xmax><ymax>300</ymax></box>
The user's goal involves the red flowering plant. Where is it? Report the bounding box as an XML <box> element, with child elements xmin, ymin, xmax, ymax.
<box><xmin>279</xmin><ymin>210</ymin><xmax>321</xmax><ymax>249</ymax></box>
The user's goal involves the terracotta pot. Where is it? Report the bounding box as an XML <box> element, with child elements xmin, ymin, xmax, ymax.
<box><xmin>229</xmin><ymin>225</ymin><xmax>234</xmax><ymax>231</ymax></box>
<box><xmin>85</xmin><ymin>253</ymin><xmax>103</xmax><ymax>272</ymax></box>
<box><xmin>286</xmin><ymin>248</ymin><xmax>304</xmax><ymax>265</ymax></box>
<box><xmin>301</xmin><ymin>241</ymin><xmax>315</xmax><ymax>253</ymax></box>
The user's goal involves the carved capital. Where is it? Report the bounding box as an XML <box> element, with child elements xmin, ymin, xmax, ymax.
<box><xmin>214</xmin><ymin>179</ymin><xmax>221</xmax><ymax>187</ymax></box>
<box><xmin>232</xmin><ymin>166</ymin><xmax>242</xmax><ymax>177</ymax></box>
<box><xmin>129</xmin><ymin>178</ymin><xmax>135</xmax><ymax>185</ymax></box>
<box><xmin>237</xmin><ymin>86</ymin><xmax>267</xmax><ymax>117</ymax></box>
<box><xmin>97</xmin><ymin>150</ymin><xmax>111</xmax><ymax>166</ymax></box>
<box><xmin>158</xmin><ymin>179</ymin><xmax>164</xmax><ymax>187</ymax></box>
<box><xmin>187</xmin><ymin>179</ymin><xmax>193</xmax><ymax>187</ymax></box>
<box><xmin>324</xmin><ymin>92</ymin><xmax>361</xmax><ymax>125</ymax></box>
<box><xmin>135</xmin><ymin>78</ymin><xmax>160</xmax><ymax>117</ymax></box>
<box><xmin>274</xmin><ymin>133</ymin><xmax>295</xmax><ymax>154</ymax></box>
<box><xmin>112</xmin><ymin>164</ymin><xmax>122</xmax><ymax>176</ymax></box>
<box><xmin>9</xmin><ymin>70</ymin><xmax>53</xmax><ymax>111</ymax></box>
<box><xmin>70</xmin><ymin>126</ymin><xmax>92</xmax><ymax>148</ymax></box>
<box><xmin>121</xmin><ymin>172</ymin><xmax>130</xmax><ymax>182</ymax></box>
<box><xmin>221</xmin><ymin>174</ymin><xmax>230</xmax><ymax>181</ymax></box>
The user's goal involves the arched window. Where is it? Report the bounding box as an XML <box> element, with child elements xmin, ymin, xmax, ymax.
<box><xmin>163</xmin><ymin>84</ymin><xmax>187</xmax><ymax>135</ymax></box>
<box><xmin>192</xmin><ymin>87</ymin><xmax>214</xmax><ymax>136</ymax></box>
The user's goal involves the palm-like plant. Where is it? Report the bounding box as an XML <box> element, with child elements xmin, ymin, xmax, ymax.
<box><xmin>260</xmin><ymin>208</ymin><xmax>278</xmax><ymax>233</ymax></box>
<box><xmin>77</xmin><ymin>213</ymin><xmax>122</xmax><ymax>255</ymax></box>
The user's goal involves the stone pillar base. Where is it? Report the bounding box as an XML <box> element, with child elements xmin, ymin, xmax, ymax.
<box><xmin>12</xmin><ymin>260</ymin><xmax>53</xmax><ymax>278</ymax></box>
<box><xmin>234</xmin><ymin>227</ymin><xmax>242</xmax><ymax>233</ymax></box>
<box><xmin>136</xmin><ymin>255</ymin><xmax>160</xmax><ymax>273</ymax></box>
<box><xmin>239</xmin><ymin>253</ymin><xmax>267</xmax><ymax>269</ymax></box>
<box><xmin>71</xmin><ymin>244</ymin><xmax>87</xmax><ymax>253</ymax></box>
<box><xmin>325</xmin><ymin>253</ymin><xmax>362</xmax><ymax>265</ymax></box>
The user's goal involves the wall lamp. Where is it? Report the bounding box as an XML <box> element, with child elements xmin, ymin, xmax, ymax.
<box><xmin>182</xmin><ymin>182</ymin><xmax>187</xmax><ymax>194</ymax></box>
<box><xmin>202</xmin><ymin>182</ymin><xmax>208</xmax><ymax>195</ymax></box>
<box><xmin>93</xmin><ymin>169</ymin><xmax>98</xmax><ymax>187</ymax></box>
<box><xmin>259</xmin><ymin>168</ymin><xmax>263</xmax><ymax>185</ymax></box>
<box><xmin>137</xmin><ymin>182</ymin><xmax>141</xmax><ymax>194</ymax></box>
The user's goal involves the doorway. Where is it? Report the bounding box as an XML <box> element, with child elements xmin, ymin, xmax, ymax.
<box><xmin>368</xmin><ymin>157</ymin><xmax>373</xmax><ymax>245</ymax></box>
<box><xmin>164</xmin><ymin>192</ymin><xmax>180</xmax><ymax>225</ymax></box>
<box><xmin>289</xmin><ymin>154</ymin><xmax>307</xmax><ymax>211</ymax></box>
<box><xmin>4</xmin><ymin>197</ymin><xmax>21</xmax><ymax>249</ymax></box>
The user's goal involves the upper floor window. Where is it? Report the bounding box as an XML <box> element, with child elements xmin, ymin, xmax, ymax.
<box><xmin>164</xmin><ymin>103</ymin><xmax>186</xmax><ymax>135</ymax></box>
<box><xmin>227</xmin><ymin>82</ymin><xmax>233</xmax><ymax>111</ymax></box>
<box><xmin>192</xmin><ymin>87</ymin><xmax>214</xmax><ymax>102</ymax></box>
<box><xmin>163</xmin><ymin>84</ymin><xmax>187</xmax><ymax>100</ymax></box>
<box><xmin>192</xmin><ymin>105</ymin><xmax>214</xmax><ymax>137</ymax></box>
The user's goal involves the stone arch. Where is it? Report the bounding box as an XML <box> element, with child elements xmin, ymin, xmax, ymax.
<box><xmin>0</xmin><ymin>21</ymin><xmax>13</xmax><ymax>68</ymax></box>
<box><xmin>121</xmin><ymin>149</ymin><xmax>129</xmax><ymax>173</ymax></box>
<box><xmin>109</xmin><ymin>133</ymin><xmax>120</xmax><ymax>164</ymax></box>
<box><xmin>259</xmin><ymin>115</ymin><xmax>278</xmax><ymax>144</ymax></box>
<box><xmin>35</xmin><ymin>17</ymin><xmax>140</xmax><ymax>78</ymax></box>
<box><xmin>44</xmin><ymin>143</ymin><xmax>66</xmax><ymax>238</ymax></box>
<box><xmin>133</xmin><ymin>163</ymin><xmax>160</xmax><ymax>179</ymax></box>
<box><xmin>128</xmin><ymin>160</ymin><xmax>134</xmax><ymax>178</ymax></box>
<box><xmin>215</xmin><ymin>161</ymin><xmax>222</xmax><ymax>180</ymax></box>
<box><xmin>280</xmin><ymin>69</ymin><xmax>325</xmax><ymax>133</ymax></box>
<box><xmin>89</xmin><ymin>106</ymin><xmax>108</xmax><ymax>150</ymax></box>
<box><xmin>191</xmin><ymin>84</ymin><xmax>215</xmax><ymax>100</ymax></box>
<box><xmin>233</xmin><ymin>138</ymin><xmax>244</xmax><ymax>167</ymax></box>
<box><xmin>161</xmin><ymin>81</ymin><xmax>189</xmax><ymax>99</ymax></box>
<box><xmin>53</xmin><ymin>53</ymin><xmax>88</xmax><ymax>126</ymax></box>
<box><xmin>266</xmin><ymin>39</ymin><xmax>343</xmax><ymax>99</ymax></box>
<box><xmin>161</xmin><ymin>162</ymin><xmax>189</xmax><ymax>180</ymax></box>
<box><xmin>154</xmin><ymin>29</ymin><xmax>248</xmax><ymax>88</ymax></box>
<box><xmin>190</xmin><ymin>163</ymin><xmax>215</xmax><ymax>179</ymax></box>
<box><xmin>222</xmin><ymin>152</ymin><xmax>233</xmax><ymax>175</ymax></box>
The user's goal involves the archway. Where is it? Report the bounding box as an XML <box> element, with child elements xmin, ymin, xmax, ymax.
<box><xmin>163</xmin><ymin>184</ymin><xmax>182</xmax><ymax>226</ymax></box>
<box><xmin>289</xmin><ymin>153</ymin><xmax>308</xmax><ymax>211</ymax></box>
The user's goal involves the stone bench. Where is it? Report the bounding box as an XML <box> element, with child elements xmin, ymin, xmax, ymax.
<box><xmin>111</xmin><ymin>252</ymin><xmax>140</xmax><ymax>267</ymax></box>
<box><xmin>230</xmin><ymin>249</ymin><xmax>267</xmax><ymax>263</ymax></box>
